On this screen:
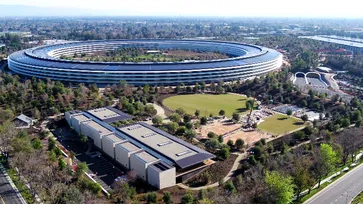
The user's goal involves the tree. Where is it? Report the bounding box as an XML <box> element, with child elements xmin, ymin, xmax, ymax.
<box><xmin>232</xmin><ymin>112</ymin><xmax>240</xmax><ymax>122</ymax></box>
<box><xmin>52</xmin><ymin>184</ymin><xmax>85</xmax><ymax>204</ymax></box>
<box><xmin>0</xmin><ymin>109</ymin><xmax>14</xmax><ymax>123</ymax></box>
<box><xmin>227</xmin><ymin>140</ymin><xmax>234</xmax><ymax>148</ymax></box>
<box><xmin>185</xmin><ymin>129</ymin><xmax>196</xmax><ymax>140</ymax></box>
<box><xmin>76</xmin><ymin>162</ymin><xmax>88</xmax><ymax>177</ymax></box>
<box><xmin>205</xmin><ymin>139</ymin><xmax>220</xmax><ymax>153</ymax></box>
<box><xmin>0</xmin><ymin>122</ymin><xmax>18</xmax><ymax>158</ymax></box>
<box><xmin>219</xmin><ymin>147</ymin><xmax>230</xmax><ymax>160</ymax></box>
<box><xmin>162</xmin><ymin>191</ymin><xmax>172</xmax><ymax>204</ymax></box>
<box><xmin>176</xmin><ymin>108</ymin><xmax>185</xmax><ymax>116</ymax></box>
<box><xmin>293</xmin><ymin>157</ymin><xmax>313</xmax><ymax>200</ymax></box>
<box><xmin>265</xmin><ymin>170</ymin><xmax>295</xmax><ymax>204</ymax></box>
<box><xmin>169</xmin><ymin>113</ymin><xmax>181</xmax><ymax>123</ymax></box>
<box><xmin>286</xmin><ymin>109</ymin><xmax>292</xmax><ymax>117</ymax></box>
<box><xmin>207</xmin><ymin>131</ymin><xmax>217</xmax><ymax>139</ymax></box>
<box><xmin>312</xmin><ymin>144</ymin><xmax>338</xmax><ymax>188</ymax></box>
<box><xmin>224</xmin><ymin>181</ymin><xmax>236</xmax><ymax>193</ymax></box>
<box><xmin>235</xmin><ymin>138</ymin><xmax>244</xmax><ymax>150</ymax></box>
<box><xmin>301</xmin><ymin>114</ymin><xmax>309</xmax><ymax>123</ymax></box>
<box><xmin>58</xmin><ymin>158</ymin><xmax>67</xmax><ymax>170</ymax></box>
<box><xmin>181</xmin><ymin>193</ymin><xmax>194</xmax><ymax>204</ymax></box>
<box><xmin>183</xmin><ymin>114</ymin><xmax>191</xmax><ymax>123</ymax></box>
<box><xmin>166</xmin><ymin>122</ymin><xmax>179</xmax><ymax>134</ymax></box>
<box><xmin>195</xmin><ymin>110</ymin><xmax>200</xmax><ymax>118</ymax></box>
<box><xmin>112</xmin><ymin>182</ymin><xmax>136</xmax><ymax>203</ymax></box>
<box><xmin>341</xmin><ymin>118</ymin><xmax>350</xmax><ymax>128</ymax></box>
<box><xmin>152</xmin><ymin>115</ymin><xmax>163</xmax><ymax>126</ymax></box>
<box><xmin>31</xmin><ymin>138</ymin><xmax>43</xmax><ymax>150</ymax></box>
<box><xmin>200</xmin><ymin>117</ymin><xmax>207</xmax><ymax>125</ymax></box>
<box><xmin>219</xmin><ymin>110</ymin><xmax>225</xmax><ymax>116</ymax></box>
<box><xmin>246</xmin><ymin>99</ymin><xmax>254</xmax><ymax>111</ymax></box>
<box><xmin>218</xmin><ymin>135</ymin><xmax>224</xmax><ymax>143</ymax></box>
<box><xmin>146</xmin><ymin>192</ymin><xmax>157</xmax><ymax>204</ymax></box>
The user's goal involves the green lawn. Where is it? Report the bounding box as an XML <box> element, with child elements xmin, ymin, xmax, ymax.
<box><xmin>163</xmin><ymin>94</ymin><xmax>251</xmax><ymax>117</ymax></box>
<box><xmin>351</xmin><ymin>191</ymin><xmax>363</xmax><ymax>204</ymax></box>
<box><xmin>258</xmin><ymin>113</ymin><xmax>306</xmax><ymax>136</ymax></box>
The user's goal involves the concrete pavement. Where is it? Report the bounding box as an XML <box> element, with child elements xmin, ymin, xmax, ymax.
<box><xmin>304</xmin><ymin>162</ymin><xmax>363</xmax><ymax>204</ymax></box>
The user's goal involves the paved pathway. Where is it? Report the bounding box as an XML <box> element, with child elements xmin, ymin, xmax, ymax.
<box><xmin>152</xmin><ymin>103</ymin><xmax>167</xmax><ymax>119</ymax></box>
<box><xmin>177</xmin><ymin>153</ymin><xmax>247</xmax><ymax>190</ymax></box>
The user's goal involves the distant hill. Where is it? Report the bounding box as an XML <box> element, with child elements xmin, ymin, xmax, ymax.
<box><xmin>0</xmin><ymin>5</ymin><xmax>130</xmax><ymax>17</ymax></box>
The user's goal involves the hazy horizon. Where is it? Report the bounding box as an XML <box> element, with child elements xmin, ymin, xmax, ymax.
<box><xmin>0</xmin><ymin>0</ymin><xmax>362</xmax><ymax>18</ymax></box>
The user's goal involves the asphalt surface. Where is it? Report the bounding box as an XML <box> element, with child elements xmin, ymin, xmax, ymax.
<box><xmin>304</xmin><ymin>163</ymin><xmax>363</xmax><ymax>204</ymax></box>
<box><xmin>0</xmin><ymin>170</ymin><xmax>24</xmax><ymax>204</ymax></box>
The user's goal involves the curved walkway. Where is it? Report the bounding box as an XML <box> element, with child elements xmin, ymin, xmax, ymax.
<box><xmin>152</xmin><ymin>103</ymin><xmax>167</xmax><ymax>119</ymax></box>
<box><xmin>177</xmin><ymin>152</ymin><xmax>246</xmax><ymax>190</ymax></box>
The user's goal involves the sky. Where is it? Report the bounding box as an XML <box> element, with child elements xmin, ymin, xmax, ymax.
<box><xmin>0</xmin><ymin>0</ymin><xmax>362</xmax><ymax>18</ymax></box>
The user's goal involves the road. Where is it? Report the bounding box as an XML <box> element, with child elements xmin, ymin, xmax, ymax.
<box><xmin>304</xmin><ymin>163</ymin><xmax>363</xmax><ymax>204</ymax></box>
<box><xmin>0</xmin><ymin>170</ymin><xmax>25</xmax><ymax>204</ymax></box>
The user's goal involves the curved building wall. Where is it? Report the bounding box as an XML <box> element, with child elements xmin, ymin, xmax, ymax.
<box><xmin>8</xmin><ymin>40</ymin><xmax>283</xmax><ymax>85</ymax></box>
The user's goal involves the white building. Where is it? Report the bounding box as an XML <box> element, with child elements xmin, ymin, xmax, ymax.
<box><xmin>115</xmin><ymin>142</ymin><xmax>142</xmax><ymax>169</ymax></box>
<box><xmin>102</xmin><ymin>133</ymin><xmax>126</xmax><ymax>159</ymax></box>
<box><xmin>148</xmin><ymin>162</ymin><xmax>176</xmax><ymax>189</ymax></box>
<box><xmin>80</xmin><ymin>121</ymin><xmax>112</xmax><ymax>149</ymax></box>
<box><xmin>130</xmin><ymin>151</ymin><xmax>159</xmax><ymax>181</ymax></box>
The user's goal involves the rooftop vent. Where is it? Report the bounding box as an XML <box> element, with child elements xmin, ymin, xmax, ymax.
<box><xmin>176</xmin><ymin>150</ymin><xmax>192</xmax><ymax>157</ymax></box>
<box><xmin>142</xmin><ymin>132</ymin><xmax>157</xmax><ymax>138</ymax></box>
<box><xmin>157</xmin><ymin>141</ymin><xmax>172</xmax><ymax>147</ymax></box>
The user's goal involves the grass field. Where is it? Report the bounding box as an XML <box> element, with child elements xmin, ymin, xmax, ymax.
<box><xmin>258</xmin><ymin>113</ymin><xmax>305</xmax><ymax>136</ymax></box>
<box><xmin>163</xmin><ymin>94</ymin><xmax>250</xmax><ymax>117</ymax></box>
<box><xmin>352</xmin><ymin>191</ymin><xmax>363</xmax><ymax>204</ymax></box>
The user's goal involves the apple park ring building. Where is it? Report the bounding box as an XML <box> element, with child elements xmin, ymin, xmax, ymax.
<box><xmin>8</xmin><ymin>39</ymin><xmax>283</xmax><ymax>86</ymax></box>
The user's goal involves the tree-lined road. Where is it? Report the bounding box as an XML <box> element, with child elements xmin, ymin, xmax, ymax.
<box><xmin>304</xmin><ymin>163</ymin><xmax>363</xmax><ymax>204</ymax></box>
<box><xmin>0</xmin><ymin>170</ymin><xmax>25</xmax><ymax>204</ymax></box>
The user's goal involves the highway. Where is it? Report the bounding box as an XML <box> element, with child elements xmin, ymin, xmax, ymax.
<box><xmin>0</xmin><ymin>167</ymin><xmax>25</xmax><ymax>204</ymax></box>
<box><xmin>304</xmin><ymin>163</ymin><xmax>363</xmax><ymax>204</ymax></box>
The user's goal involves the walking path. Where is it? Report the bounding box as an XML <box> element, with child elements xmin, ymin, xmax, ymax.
<box><xmin>177</xmin><ymin>152</ymin><xmax>247</xmax><ymax>190</ymax></box>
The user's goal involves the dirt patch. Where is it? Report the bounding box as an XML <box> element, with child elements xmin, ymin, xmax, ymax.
<box><xmin>223</xmin><ymin>130</ymin><xmax>270</xmax><ymax>147</ymax></box>
<box><xmin>197</xmin><ymin>119</ymin><xmax>241</xmax><ymax>138</ymax></box>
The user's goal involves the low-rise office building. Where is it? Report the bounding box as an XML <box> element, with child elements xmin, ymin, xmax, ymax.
<box><xmin>115</xmin><ymin>142</ymin><xmax>142</xmax><ymax>169</ymax></box>
<box><xmin>80</xmin><ymin>120</ymin><xmax>112</xmax><ymax>149</ymax></box>
<box><xmin>65</xmin><ymin>108</ymin><xmax>215</xmax><ymax>189</ymax></box>
<box><xmin>102</xmin><ymin>133</ymin><xmax>126</xmax><ymax>159</ymax></box>
<box><xmin>130</xmin><ymin>151</ymin><xmax>159</xmax><ymax>181</ymax></box>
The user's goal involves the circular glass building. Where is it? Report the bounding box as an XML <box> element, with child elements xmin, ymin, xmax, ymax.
<box><xmin>8</xmin><ymin>39</ymin><xmax>283</xmax><ymax>85</ymax></box>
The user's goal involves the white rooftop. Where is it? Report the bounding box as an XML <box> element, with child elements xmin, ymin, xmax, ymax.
<box><xmin>119</xmin><ymin>124</ymin><xmax>198</xmax><ymax>161</ymax></box>
<box><xmin>85</xmin><ymin>121</ymin><xmax>112</xmax><ymax>135</ymax></box>
<box><xmin>87</xmin><ymin>108</ymin><xmax>119</xmax><ymax>120</ymax></box>
<box><xmin>134</xmin><ymin>151</ymin><xmax>159</xmax><ymax>164</ymax></box>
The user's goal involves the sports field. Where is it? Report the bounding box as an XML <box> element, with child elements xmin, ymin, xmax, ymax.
<box><xmin>258</xmin><ymin>114</ymin><xmax>305</xmax><ymax>135</ymax></box>
<box><xmin>163</xmin><ymin>94</ymin><xmax>250</xmax><ymax>117</ymax></box>
<box><xmin>257</xmin><ymin>113</ymin><xmax>305</xmax><ymax>136</ymax></box>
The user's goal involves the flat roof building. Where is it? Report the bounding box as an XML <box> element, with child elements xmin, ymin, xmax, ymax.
<box><xmin>80</xmin><ymin>120</ymin><xmax>112</xmax><ymax>149</ymax></box>
<box><xmin>115</xmin><ymin>142</ymin><xmax>142</xmax><ymax>169</ymax></box>
<box><xmin>65</xmin><ymin>108</ymin><xmax>215</xmax><ymax>189</ymax></box>
<box><xmin>102</xmin><ymin>133</ymin><xmax>126</xmax><ymax>159</ymax></box>
<box><xmin>130</xmin><ymin>151</ymin><xmax>159</xmax><ymax>181</ymax></box>
<box><xmin>300</xmin><ymin>35</ymin><xmax>363</xmax><ymax>54</ymax></box>
<box><xmin>118</xmin><ymin>123</ymin><xmax>215</xmax><ymax>169</ymax></box>
<box><xmin>86</xmin><ymin>107</ymin><xmax>133</xmax><ymax>123</ymax></box>
<box><xmin>148</xmin><ymin>161</ymin><xmax>176</xmax><ymax>189</ymax></box>
<box><xmin>66</xmin><ymin>112</ymin><xmax>90</xmax><ymax>134</ymax></box>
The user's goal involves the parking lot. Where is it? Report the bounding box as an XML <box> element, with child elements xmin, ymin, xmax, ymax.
<box><xmin>52</xmin><ymin>126</ymin><xmax>126</xmax><ymax>191</ymax></box>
